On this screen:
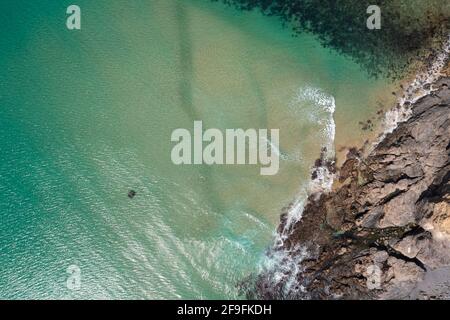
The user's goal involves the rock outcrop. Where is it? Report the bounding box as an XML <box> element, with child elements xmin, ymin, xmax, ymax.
<box><xmin>255</xmin><ymin>77</ymin><xmax>450</xmax><ymax>299</ymax></box>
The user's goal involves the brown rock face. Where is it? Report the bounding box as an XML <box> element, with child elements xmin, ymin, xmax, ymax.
<box><xmin>253</xmin><ymin>78</ymin><xmax>450</xmax><ymax>300</ymax></box>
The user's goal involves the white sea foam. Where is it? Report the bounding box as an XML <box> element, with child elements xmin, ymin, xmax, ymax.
<box><xmin>258</xmin><ymin>242</ymin><xmax>309</xmax><ymax>298</ymax></box>
<box><xmin>257</xmin><ymin>87</ymin><xmax>337</xmax><ymax>298</ymax></box>
<box><xmin>293</xmin><ymin>86</ymin><xmax>336</xmax><ymax>161</ymax></box>
<box><xmin>260</xmin><ymin>36</ymin><xmax>450</xmax><ymax>298</ymax></box>
<box><xmin>283</xmin><ymin>86</ymin><xmax>337</xmax><ymax>231</ymax></box>
<box><xmin>275</xmin><ymin>86</ymin><xmax>337</xmax><ymax>235</ymax></box>
<box><xmin>279</xmin><ymin>192</ymin><xmax>307</xmax><ymax>240</ymax></box>
<box><xmin>380</xmin><ymin>35</ymin><xmax>450</xmax><ymax>141</ymax></box>
<box><xmin>290</xmin><ymin>87</ymin><xmax>336</xmax><ymax>151</ymax></box>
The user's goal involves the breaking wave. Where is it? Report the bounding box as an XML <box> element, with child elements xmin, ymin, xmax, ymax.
<box><xmin>380</xmin><ymin>35</ymin><xmax>450</xmax><ymax>141</ymax></box>
<box><xmin>285</xmin><ymin>86</ymin><xmax>336</xmax><ymax>230</ymax></box>
<box><xmin>253</xmin><ymin>86</ymin><xmax>336</xmax><ymax>298</ymax></box>
<box><xmin>252</xmin><ymin>35</ymin><xmax>450</xmax><ymax>299</ymax></box>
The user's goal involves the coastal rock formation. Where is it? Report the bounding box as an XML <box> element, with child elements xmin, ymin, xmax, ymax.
<box><xmin>128</xmin><ymin>190</ymin><xmax>137</xmax><ymax>199</ymax></box>
<box><xmin>254</xmin><ymin>77</ymin><xmax>450</xmax><ymax>299</ymax></box>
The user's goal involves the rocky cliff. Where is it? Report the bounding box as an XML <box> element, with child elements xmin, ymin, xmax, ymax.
<box><xmin>254</xmin><ymin>77</ymin><xmax>450</xmax><ymax>299</ymax></box>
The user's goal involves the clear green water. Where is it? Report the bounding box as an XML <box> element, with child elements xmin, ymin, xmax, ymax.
<box><xmin>0</xmin><ymin>0</ymin><xmax>394</xmax><ymax>299</ymax></box>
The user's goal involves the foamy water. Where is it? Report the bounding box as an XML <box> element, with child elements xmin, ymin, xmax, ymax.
<box><xmin>0</xmin><ymin>0</ymin><xmax>395</xmax><ymax>299</ymax></box>
<box><xmin>284</xmin><ymin>86</ymin><xmax>337</xmax><ymax>232</ymax></box>
<box><xmin>258</xmin><ymin>35</ymin><xmax>450</xmax><ymax>299</ymax></box>
<box><xmin>255</xmin><ymin>87</ymin><xmax>337</xmax><ymax>298</ymax></box>
<box><xmin>380</xmin><ymin>35</ymin><xmax>450</xmax><ymax>140</ymax></box>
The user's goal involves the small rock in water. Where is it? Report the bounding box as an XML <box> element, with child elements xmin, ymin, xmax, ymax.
<box><xmin>128</xmin><ymin>190</ymin><xmax>137</xmax><ymax>199</ymax></box>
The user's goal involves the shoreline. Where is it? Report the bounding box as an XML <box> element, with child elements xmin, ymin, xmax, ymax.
<box><xmin>249</xmin><ymin>37</ymin><xmax>450</xmax><ymax>299</ymax></box>
<box><xmin>252</xmin><ymin>75</ymin><xmax>450</xmax><ymax>299</ymax></box>
<box><xmin>333</xmin><ymin>36</ymin><xmax>450</xmax><ymax>189</ymax></box>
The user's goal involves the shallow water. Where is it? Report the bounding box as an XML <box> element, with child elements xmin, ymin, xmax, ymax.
<box><xmin>0</xmin><ymin>0</ymin><xmax>394</xmax><ymax>299</ymax></box>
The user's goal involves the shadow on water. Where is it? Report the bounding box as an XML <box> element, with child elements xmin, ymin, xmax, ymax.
<box><xmin>175</xmin><ymin>2</ymin><xmax>197</xmax><ymax>121</ymax></box>
<box><xmin>244</xmin><ymin>64</ymin><xmax>269</xmax><ymax>129</ymax></box>
<box><xmin>175</xmin><ymin>1</ymin><xmax>227</xmax><ymax>214</ymax></box>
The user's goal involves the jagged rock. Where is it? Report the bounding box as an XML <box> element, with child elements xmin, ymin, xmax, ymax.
<box><xmin>128</xmin><ymin>190</ymin><xmax>137</xmax><ymax>199</ymax></box>
<box><xmin>254</xmin><ymin>77</ymin><xmax>450</xmax><ymax>299</ymax></box>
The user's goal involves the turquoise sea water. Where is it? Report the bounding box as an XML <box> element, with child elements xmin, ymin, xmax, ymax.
<box><xmin>0</xmin><ymin>0</ymin><xmax>394</xmax><ymax>299</ymax></box>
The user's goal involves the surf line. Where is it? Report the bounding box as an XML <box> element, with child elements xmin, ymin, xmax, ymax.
<box><xmin>170</xmin><ymin>121</ymin><xmax>280</xmax><ymax>176</ymax></box>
